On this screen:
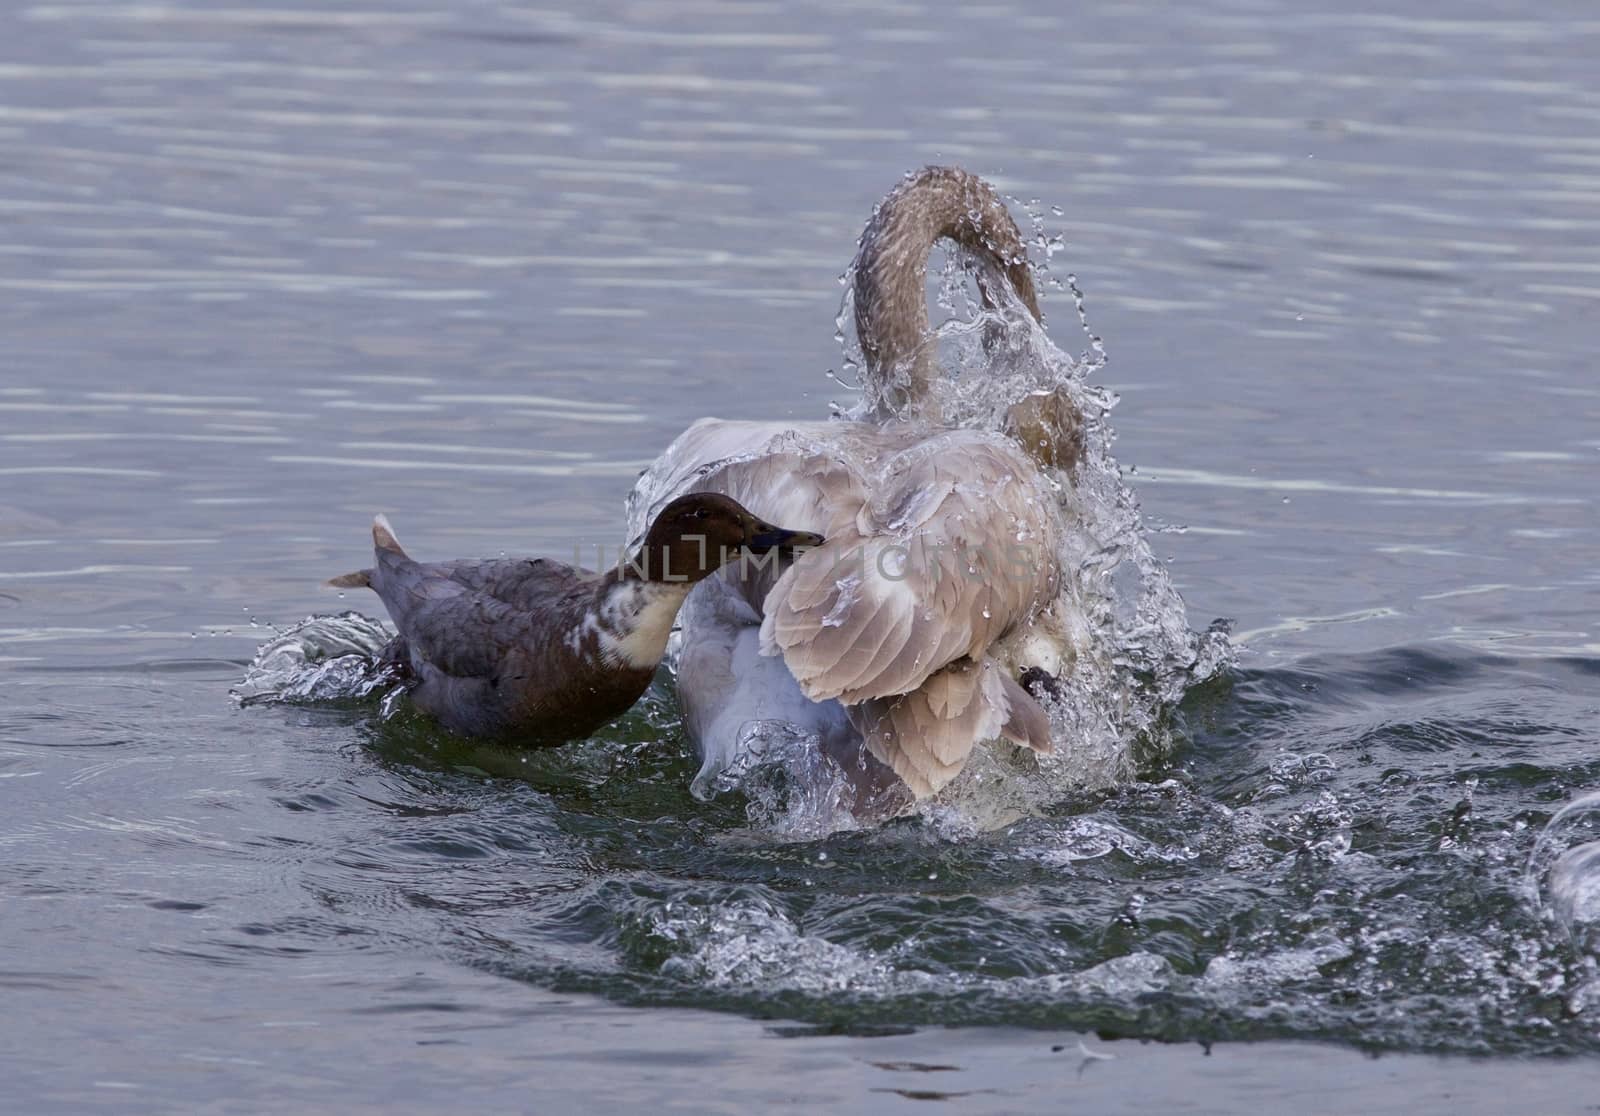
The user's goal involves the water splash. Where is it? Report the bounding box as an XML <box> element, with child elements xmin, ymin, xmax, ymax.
<box><xmin>691</xmin><ymin>720</ymin><xmax>871</xmax><ymax>839</ymax></box>
<box><xmin>231</xmin><ymin>611</ymin><xmax>401</xmax><ymax>706</ymax></box>
<box><xmin>1529</xmin><ymin>790</ymin><xmax>1600</xmax><ymax>1011</ymax></box>
<box><xmin>582</xmin><ymin>743</ymin><xmax>1579</xmax><ymax>1053</ymax></box>
<box><xmin>651</xmin><ymin>896</ymin><xmax>914</xmax><ymax>995</ymax></box>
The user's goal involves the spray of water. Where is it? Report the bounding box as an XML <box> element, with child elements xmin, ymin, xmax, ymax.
<box><xmin>231</xmin><ymin>611</ymin><xmax>400</xmax><ymax>707</ymax></box>
<box><xmin>1528</xmin><ymin>790</ymin><xmax>1600</xmax><ymax>1011</ymax></box>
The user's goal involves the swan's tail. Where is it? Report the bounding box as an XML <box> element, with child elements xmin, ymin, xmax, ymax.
<box><xmin>852</xmin><ymin>165</ymin><xmax>1042</xmax><ymax>416</ymax></box>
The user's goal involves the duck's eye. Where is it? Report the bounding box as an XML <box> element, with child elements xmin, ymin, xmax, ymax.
<box><xmin>691</xmin><ymin>509</ymin><xmax>708</xmax><ymax>520</ymax></box>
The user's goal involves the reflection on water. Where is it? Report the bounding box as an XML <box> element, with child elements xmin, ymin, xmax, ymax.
<box><xmin>4</xmin><ymin>0</ymin><xmax>1600</xmax><ymax>1106</ymax></box>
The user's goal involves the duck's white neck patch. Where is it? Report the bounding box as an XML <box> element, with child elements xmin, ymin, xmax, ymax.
<box><xmin>597</xmin><ymin>579</ymin><xmax>694</xmax><ymax>669</ymax></box>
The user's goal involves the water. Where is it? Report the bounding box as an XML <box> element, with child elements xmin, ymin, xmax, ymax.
<box><xmin>5</xmin><ymin>0</ymin><xmax>1600</xmax><ymax>1109</ymax></box>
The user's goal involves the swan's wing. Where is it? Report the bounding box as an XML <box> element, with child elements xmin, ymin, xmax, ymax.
<box><xmin>626</xmin><ymin>417</ymin><xmax>880</xmax><ymax>618</ymax></box>
<box><xmin>759</xmin><ymin>431</ymin><xmax>1060</xmax><ymax>705</ymax></box>
<box><xmin>846</xmin><ymin>658</ymin><xmax>1051</xmax><ymax>798</ymax></box>
<box><xmin>625</xmin><ymin>418</ymin><xmax>858</xmax><ymax>546</ymax></box>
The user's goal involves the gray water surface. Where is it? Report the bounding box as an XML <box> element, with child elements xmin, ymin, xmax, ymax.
<box><xmin>4</xmin><ymin>0</ymin><xmax>1600</xmax><ymax>1110</ymax></box>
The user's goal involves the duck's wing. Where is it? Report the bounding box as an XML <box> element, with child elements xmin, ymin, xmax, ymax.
<box><xmin>758</xmin><ymin>430</ymin><xmax>1060</xmax><ymax>705</ymax></box>
<box><xmin>432</xmin><ymin>557</ymin><xmax>592</xmax><ymax>613</ymax></box>
<box><xmin>370</xmin><ymin>566</ymin><xmax>524</xmax><ymax>682</ymax></box>
<box><xmin>367</xmin><ymin>531</ymin><xmax>584</xmax><ymax>681</ymax></box>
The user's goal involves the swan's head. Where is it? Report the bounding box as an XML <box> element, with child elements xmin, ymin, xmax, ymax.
<box><xmin>634</xmin><ymin>493</ymin><xmax>823</xmax><ymax>584</ymax></box>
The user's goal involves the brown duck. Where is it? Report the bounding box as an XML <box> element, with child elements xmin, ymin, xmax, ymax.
<box><xmin>328</xmin><ymin>494</ymin><xmax>822</xmax><ymax>744</ymax></box>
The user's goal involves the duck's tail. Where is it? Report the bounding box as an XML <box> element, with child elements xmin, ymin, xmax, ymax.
<box><xmin>852</xmin><ymin>165</ymin><xmax>1042</xmax><ymax>417</ymax></box>
<box><xmin>324</xmin><ymin>514</ymin><xmax>406</xmax><ymax>590</ymax></box>
<box><xmin>370</xmin><ymin>513</ymin><xmax>404</xmax><ymax>556</ymax></box>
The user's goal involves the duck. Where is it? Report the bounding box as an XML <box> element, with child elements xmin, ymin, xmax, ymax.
<box><xmin>327</xmin><ymin>493</ymin><xmax>823</xmax><ymax>744</ymax></box>
<box><xmin>626</xmin><ymin>166</ymin><xmax>1088</xmax><ymax>805</ymax></box>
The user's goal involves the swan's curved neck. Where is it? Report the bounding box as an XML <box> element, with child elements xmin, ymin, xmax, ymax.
<box><xmin>851</xmin><ymin>166</ymin><xmax>1043</xmax><ymax>420</ymax></box>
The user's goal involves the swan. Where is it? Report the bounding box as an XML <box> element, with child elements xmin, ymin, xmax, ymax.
<box><xmin>626</xmin><ymin>166</ymin><xmax>1092</xmax><ymax>808</ymax></box>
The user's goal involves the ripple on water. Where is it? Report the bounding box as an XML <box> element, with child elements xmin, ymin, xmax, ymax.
<box><xmin>270</xmin><ymin>647</ymin><xmax>1580</xmax><ymax>1056</ymax></box>
<box><xmin>6</xmin><ymin>0</ymin><xmax>1600</xmax><ymax>1081</ymax></box>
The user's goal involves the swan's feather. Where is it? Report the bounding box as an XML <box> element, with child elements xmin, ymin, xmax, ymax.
<box><xmin>846</xmin><ymin>658</ymin><xmax>1052</xmax><ymax>798</ymax></box>
<box><xmin>758</xmin><ymin>432</ymin><xmax>1060</xmax><ymax>705</ymax></box>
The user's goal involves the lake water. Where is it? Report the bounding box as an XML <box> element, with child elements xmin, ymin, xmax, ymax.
<box><xmin>5</xmin><ymin>0</ymin><xmax>1600</xmax><ymax>1110</ymax></box>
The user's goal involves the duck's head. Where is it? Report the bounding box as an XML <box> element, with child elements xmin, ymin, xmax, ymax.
<box><xmin>635</xmin><ymin>493</ymin><xmax>823</xmax><ymax>584</ymax></box>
